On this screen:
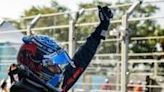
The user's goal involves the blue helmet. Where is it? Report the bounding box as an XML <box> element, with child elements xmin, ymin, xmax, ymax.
<box><xmin>17</xmin><ymin>35</ymin><xmax>75</xmax><ymax>88</ymax></box>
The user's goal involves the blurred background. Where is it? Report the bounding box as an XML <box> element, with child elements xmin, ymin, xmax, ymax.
<box><xmin>0</xmin><ymin>0</ymin><xmax>164</xmax><ymax>92</ymax></box>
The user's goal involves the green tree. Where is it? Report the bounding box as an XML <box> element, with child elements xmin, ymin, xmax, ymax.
<box><xmin>128</xmin><ymin>4</ymin><xmax>163</xmax><ymax>58</ymax></box>
<box><xmin>21</xmin><ymin>1</ymin><xmax>69</xmax><ymax>42</ymax></box>
<box><xmin>77</xmin><ymin>1</ymin><xmax>164</xmax><ymax>56</ymax></box>
<box><xmin>13</xmin><ymin>1</ymin><xmax>164</xmax><ymax>56</ymax></box>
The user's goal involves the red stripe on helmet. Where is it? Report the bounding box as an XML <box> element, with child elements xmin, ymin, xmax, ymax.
<box><xmin>22</xmin><ymin>43</ymin><xmax>37</xmax><ymax>56</ymax></box>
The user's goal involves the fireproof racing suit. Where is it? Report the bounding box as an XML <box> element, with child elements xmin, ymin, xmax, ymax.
<box><xmin>9</xmin><ymin>6</ymin><xmax>113</xmax><ymax>92</ymax></box>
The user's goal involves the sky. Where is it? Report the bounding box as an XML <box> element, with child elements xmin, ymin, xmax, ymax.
<box><xmin>0</xmin><ymin>0</ymin><xmax>51</xmax><ymax>19</ymax></box>
<box><xmin>0</xmin><ymin>0</ymin><xmax>87</xmax><ymax>19</ymax></box>
<box><xmin>0</xmin><ymin>0</ymin><xmax>164</xmax><ymax>27</ymax></box>
<box><xmin>0</xmin><ymin>0</ymin><xmax>133</xmax><ymax>19</ymax></box>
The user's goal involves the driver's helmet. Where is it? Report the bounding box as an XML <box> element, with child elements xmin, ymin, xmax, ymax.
<box><xmin>17</xmin><ymin>35</ymin><xmax>75</xmax><ymax>88</ymax></box>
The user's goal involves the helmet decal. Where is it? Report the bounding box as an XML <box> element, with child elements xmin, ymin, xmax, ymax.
<box><xmin>17</xmin><ymin>35</ymin><xmax>73</xmax><ymax>87</ymax></box>
<box><xmin>17</xmin><ymin>43</ymin><xmax>43</xmax><ymax>72</ymax></box>
<box><xmin>21</xmin><ymin>43</ymin><xmax>37</xmax><ymax>56</ymax></box>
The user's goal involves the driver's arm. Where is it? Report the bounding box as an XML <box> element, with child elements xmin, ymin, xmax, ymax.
<box><xmin>61</xmin><ymin>6</ymin><xmax>113</xmax><ymax>92</ymax></box>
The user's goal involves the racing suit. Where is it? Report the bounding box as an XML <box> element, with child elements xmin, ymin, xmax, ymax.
<box><xmin>9</xmin><ymin>6</ymin><xmax>112</xmax><ymax>92</ymax></box>
<box><xmin>61</xmin><ymin>22</ymin><xmax>109</xmax><ymax>92</ymax></box>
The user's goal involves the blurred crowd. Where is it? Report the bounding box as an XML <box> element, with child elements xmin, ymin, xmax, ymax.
<box><xmin>100</xmin><ymin>75</ymin><xmax>162</xmax><ymax>92</ymax></box>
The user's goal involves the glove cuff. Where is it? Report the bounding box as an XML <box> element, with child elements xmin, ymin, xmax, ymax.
<box><xmin>99</xmin><ymin>21</ymin><xmax>110</xmax><ymax>39</ymax></box>
<box><xmin>100</xmin><ymin>29</ymin><xmax>108</xmax><ymax>39</ymax></box>
<box><xmin>91</xmin><ymin>21</ymin><xmax>110</xmax><ymax>40</ymax></box>
<box><xmin>99</xmin><ymin>21</ymin><xmax>109</xmax><ymax>30</ymax></box>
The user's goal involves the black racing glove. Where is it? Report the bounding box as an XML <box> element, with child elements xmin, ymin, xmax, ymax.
<box><xmin>98</xmin><ymin>6</ymin><xmax>113</xmax><ymax>23</ymax></box>
<box><xmin>96</xmin><ymin>5</ymin><xmax>113</xmax><ymax>40</ymax></box>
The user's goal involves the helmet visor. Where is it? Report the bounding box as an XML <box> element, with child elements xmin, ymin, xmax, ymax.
<box><xmin>43</xmin><ymin>49</ymin><xmax>71</xmax><ymax>70</ymax></box>
<box><xmin>51</xmin><ymin>49</ymin><xmax>71</xmax><ymax>65</ymax></box>
<box><xmin>46</xmin><ymin>50</ymin><xmax>70</xmax><ymax>74</ymax></box>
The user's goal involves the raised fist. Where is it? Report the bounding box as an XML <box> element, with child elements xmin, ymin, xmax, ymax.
<box><xmin>98</xmin><ymin>5</ymin><xmax>113</xmax><ymax>22</ymax></box>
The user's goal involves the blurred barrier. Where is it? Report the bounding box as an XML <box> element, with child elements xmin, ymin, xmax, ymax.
<box><xmin>0</xmin><ymin>0</ymin><xmax>164</xmax><ymax>91</ymax></box>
